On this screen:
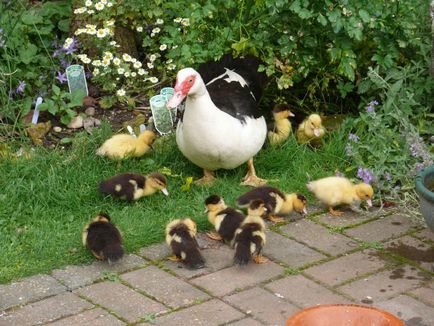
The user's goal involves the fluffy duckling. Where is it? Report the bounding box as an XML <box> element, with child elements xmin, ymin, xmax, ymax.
<box><xmin>99</xmin><ymin>172</ymin><xmax>168</xmax><ymax>202</ymax></box>
<box><xmin>307</xmin><ymin>176</ymin><xmax>374</xmax><ymax>216</ymax></box>
<box><xmin>165</xmin><ymin>218</ymin><xmax>205</xmax><ymax>269</ymax></box>
<box><xmin>267</xmin><ymin>104</ymin><xmax>295</xmax><ymax>146</ymax></box>
<box><xmin>296</xmin><ymin>114</ymin><xmax>325</xmax><ymax>145</ymax></box>
<box><xmin>82</xmin><ymin>213</ymin><xmax>124</xmax><ymax>263</ymax></box>
<box><xmin>236</xmin><ymin>186</ymin><xmax>307</xmax><ymax>223</ymax></box>
<box><xmin>233</xmin><ymin>199</ymin><xmax>268</xmax><ymax>265</ymax></box>
<box><xmin>204</xmin><ymin>195</ymin><xmax>246</xmax><ymax>243</ymax></box>
<box><xmin>96</xmin><ymin>130</ymin><xmax>156</xmax><ymax>160</ymax></box>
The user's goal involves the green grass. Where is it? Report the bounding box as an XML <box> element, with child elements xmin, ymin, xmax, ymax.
<box><xmin>0</xmin><ymin>124</ymin><xmax>350</xmax><ymax>283</ymax></box>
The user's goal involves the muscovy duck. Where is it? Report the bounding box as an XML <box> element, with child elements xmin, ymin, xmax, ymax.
<box><xmin>166</xmin><ymin>55</ymin><xmax>269</xmax><ymax>186</ymax></box>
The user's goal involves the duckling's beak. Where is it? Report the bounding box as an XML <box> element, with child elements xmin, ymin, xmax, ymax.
<box><xmin>302</xmin><ymin>207</ymin><xmax>307</xmax><ymax>216</ymax></box>
<box><xmin>366</xmin><ymin>199</ymin><xmax>373</xmax><ymax>207</ymax></box>
<box><xmin>161</xmin><ymin>188</ymin><xmax>169</xmax><ymax>196</ymax></box>
<box><xmin>313</xmin><ymin>128</ymin><xmax>321</xmax><ymax>137</ymax></box>
<box><xmin>289</xmin><ymin>112</ymin><xmax>295</xmax><ymax>117</ymax></box>
<box><xmin>204</xmin><ymin>208</ymin><xmax>209</xmax><ymax>213</ymax></box>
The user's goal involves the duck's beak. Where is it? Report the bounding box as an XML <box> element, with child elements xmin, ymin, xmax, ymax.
<box><xmin>166</xmin><ymin>90</ymin><xmax>185</xmax><ymax>108</ymax></box>
<box><xmin>313</xmin><ymin>128</ymin><xmax>321</xmax><ymax>137</ymax></box>
<box><xmin>366</xmin><ymin>199</ymin><xmax>372</xmax><ymax>207</ymax></box>
<box><xmin>161</xmin><ymin>188</ymin><xmax>169</xmax><ymax>196</ymax></box>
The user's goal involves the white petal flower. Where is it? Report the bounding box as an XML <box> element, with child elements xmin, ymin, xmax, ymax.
<box><xmin>149</xmin><ymin>54</ymin><xmax>157</xmax><ymax>62</ymax></box>
<box><xmin>181</xmin><ymin>18</ymin><xmax>190</xmax><ymax>26</ymax></box>
<box><xmin>86</xmin><ymin>24</ymin><xmax>97</xmax><ymax>35</ymax></box>
<box><xmin>109</xmin><ymin>41</ymin><xmax>117</xmax><ymax>46</ymax></box>
<box><xmin>83</xmin><ymin>58</ymin><xmax>91</xmax><ymax>64</ymax></box>
<box><xmin>172</xmin><ymin>45</ymin><xmax>178</xmax><ymax>49</ymax></box>
<box><xmin>74</xmin><ymin>28</ymin><xmax>86</xmax><ymax>35</ymax></box>
<box><xmin>103</xmin><ymin>52</ymin><xmax>113</xmax><ymax>60</ymax></box>
<box><xmin>133</xmin><ymin>61</ymin><xmax>142</xmax><ymax>69</ymax></box>
<box><xmin>96</xmin><ymin>29</ymin><xmax>107</xmax><ymax>38</ymax></box>
<box><xmin>117</xmin><ymin>68</ymin><xmax>125</xmax><ymax>75</ymax></box>
<box><xmin>159</xmin><ymin>44</ymin><xmax>167</xmax><ymax>51</ymax></box>
<box><xmin>74</xmin><ymin>7</ymin><xmax>87</xmax><ymax>14</ymax></box>
<box><xmin>117</xmin><ymin>89</ymin><xmax>126</xmax><ymax>96</ymax></box>
<box><xmin>85</xmin><ymin>0</ymin><xmax>93</xmax><ymax>6</ymax></box>
<box><xmin>147</xmin><ymin>62</ymin><xmax>154</xmax><ymax>69</ymax></box>
<box><xmin>95</xmin><ymin>2</ymin><xmax>104</xmax><ymax>10</ymax></box>
<box><xmin>131</xmin><ymin>72</ymin><xmax>137</xmax><ymax>77</ymax></box>
<box><xmin>136</xmin><ymin>26</ymin><xmax>143</xmax><ymax>32</ymax></box>
<box><xmin>122</xmin><ymin>53</ymin><xmax>132</xmax><ymax>62</ymax></box>
<box><xmin>105</xmin><ymin>20</ymin><xmax>115</xmax><ymax>27</ymax></box>
<box><xmin>113</xmin><ymin>58</ymin><xmax>121</xmax><ymax>66</ymax></box>
<box><xmin>156</xmin><ymin>18</ymin><xmax>164</xmax><ymax>25</ymax></box>
<box><xmin>92</xmin><ymin>60</ymin><xmax>102</xmax><ymax>66</ymax></box>
<box><xmin>174</xmin><ymin>17</ymin><xmax>182</xmax><ymax>23</ymax></box>
<box><xmin>102</xmin><ymin>58</ymin><xmax>111</xmax><ymax>67</ymax></box>
<box><xmin>167</xmin><ymin>63</ymin><xmax>176</xmax><ymax>70</ymax></box>
<box><xmin>166</xmin><ymin>59</ymin><xmax>173</xmax><ymax>64</ymax></box>
<box><xmin>131</xmin><ymin>58</ymin><xmax>137</xmax><ymax>63</ymax></box>
<box><xmin>138</xmin><ymin>68</ymin><xmax>146</xmax><ymax>75</ymax></box>
<box><xmin>149</xmin><ymin>77</ymin><xmax>158</xmax><ymax>83</ymax></box>
<box><xmin>152</xmin><ymin>27</ymin><xmax>160</xmax><ymax>34</ymax></box>
<box><xmin>93</xmin><ymin>68</ymin><xmax>100</xmax><ymax>75</ymax></box>
<box><xmin>63</xmin><ymin>38</ymin><xmax>73</xmax><ymax>49</ymax></box>
<box><xmin>150</xmin><ymin>33</ymin><xmax>155</xmax><ymax>37</ymax></box>
<box><xmin>87</xmin><ymin>9</ymin><xmax>95</xmax><ymax>14</ymax></box>
<box><xmin>101</xmin><ymin>0</ymin><xmax>107</xmax><ymax>4</ymax></box>
<box><xmin>107</xmin><ymin>2</ymin><xmax>113</xmax><ymax>7</ymax></box>
<box><xmin>124</xmin><ymin>72</ymin><xmax>130</xmax><ymax>77</ymax></box>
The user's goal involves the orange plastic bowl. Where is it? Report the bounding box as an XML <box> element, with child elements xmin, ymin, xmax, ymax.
<box><xmin>286</xmin><ymin>304</ymin><xmax>404</xmax><ymax>326</ymax></box>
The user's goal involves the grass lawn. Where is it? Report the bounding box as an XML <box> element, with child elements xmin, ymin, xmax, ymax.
<box><xmin>0</xmin><ymin>123</ymin><xmax>350</xmax><ymax>283</ymax></box>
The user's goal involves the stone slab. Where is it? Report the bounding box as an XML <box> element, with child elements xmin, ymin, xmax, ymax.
<box><xmin>263</xmin><ymin>231</ymin><xmax>326</xmax><ymax>268</ymax></box>
<box><xmin>345</xmin><ymin>214</ymin><xmax>419</xmax><ymax>242</ymax></box>
<box><xmin>408</xmin><ymin>282</ymin><xmax>434</xmax><ymax>307</ymax></box>
<box><xmin>0</xmin><ymin>293</ymin><xmax>92</xmax><ymax>326</ymax></box>
<box><xmin>75</xmin><ymin>282</ymin><xmax>166</xmax><ymax>323</ymax></box>
<box><xmin>315</xmin><ymin>207</ymin><xmax>379</xmax><ymax>227</ymax></box>
<box><xmin>385</xmin><ymin>236</ymin><xmax>434</xmax><ymax>272</ymax></box>
<box><xmin>280</xmin><ymin>220</ymin><xmax>358</xmax><ymax>256</ymax></box>
<box><xmin>154</xmin><ymin>299</ymin><xmax>245</xmax><ymax>325</ymax></box>
<box><xmin>52</xmin><ymin>254</ymin><xmax>146</xmax><ymax>289</ymax></box>
<box><xmin>0</xmin><ymin>274</ymin><xmax>66</xmax><ymax>310</ymax></box>
<box><xmin>191</xmin><ymin>261</ymin><xmax>284</xmax><ymax>297</ymax></box>
<box><xmin>265</xmin><ymin>275</ymin><xmax>351</xmax><ymax>307</ymax></box>
<box><xmin>138</xmin><ymin>242</ymin><xmax>171</xmax><ymax>261</ymax></box>
<box><xmin>46</xmin><ymin>307</ymin><xmax>125</xmax><ymax>326</ymax></box>
<box><xmin>376</xmin><ymin>295</ymin><xmax>434</xmax><ymax>326</ymax></box>
<box><xmin>121</xmin><ymin>266</ymin><xmax>209</xmax><ymax>308</ymax></box>
<box><xmin>304</xmin><ymin>250</ymin><xmax>389</xmax><ymax>286</ymax></box>
<box><xmin>224</xmin><ymin>287</ymin><xmax>298</xmax><ymax>325</ymax></box>
<box><xmin>412</xmin><ymin>229</ymin><xmax>434</xmax><ymax>243</ymax></box>
<box><xmin>227</xmin><ymin>318</ymin><xmax>264</xmax><ymax>325</ymax></box>
<box><xmin>338</xmin><ymin>265</ymin><xmax>431</xmax><ymax>304</ymax></box>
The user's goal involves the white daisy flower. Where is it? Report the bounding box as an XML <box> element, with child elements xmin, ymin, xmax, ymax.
<box><xmin>167</xmin><ymin>63</ymin><xmax>176</xmax><ymax>70</ymax></box>
<box><xmin>122</xmin><ymin>53</ymin><xmax>132</xmax><ymax>62</ymax></box>
<box><xmin>159</xmin><ymin>44</ymin><xmax>167</xmax><ymax>51</ymax></box>
<box><xmin>93</xmin><ymin>68</ymin><xmax>100</xmax><ymax>75</ymax></box>
<box><xmin>138</xmin><ymin>68</ymin><xmax>146</xmax><ymax>75</ymax></box>
<box><xmin>149</xmin><ymin>77</ymin><xmax>158</xmax><ymax>83</ymax></box>
<box><xmin>117</xmin><ymin>89</ymin><xmax>126</xmax><ymax>96</ymax></box>
<box><xmin>102</xmin><ymin>58</ymin><xmax>111</xmax><ymax>67</ymax></box>
<box><xmin>103</xmin><ymin>52</ymin><xmax>113</xmax><ymax>60</ymax></box>
<box><xmin>149</xmin><ymin>54</ymin><xmax>157</xmax><ymax>62</ymax></box>
<box><xmin>107</xmin><ymin>2</ymin><xmax>113</xmax><ymax>7</ymax></box>
<box><xmin>109</xmin><ymin>41</ymin><xmax>117</xmax><ymax>46</ymax></box>
<box><xmin>86</xmin><ymin>24</ymin><xmax>97</xmax><ymax>35</ymax></box>
<box><xmin>74</xmin><ymin>7</ymin><xmax>87</xmax><ymax>14</ymax></box>
<box><xmin>131</xmin><ymin>72</ymin><xmax>137</xmax><ymax>77</ymax></box>
<box><xmin>92</xmin><ymin>60</ymin><xmax>102</xmax><ymax>66</ymax></box>
<box><xmin>101</xmin><ymin>0</ymin><xmax>107</xmax><ymax>4</ymax></box>
<box><xmin>96</xmin><ymin>28</ymin><xmax>107</xmax><ymax>38</ymax></box>
<box><xmin>150</xmin><ymin>33</ymin><xmax>155</xmax><ymax>37</ymax></box>
<box><xmin>166</xmin><ymin>59</ymin><xmax>173</xmax><ymax>64</ymax></box>
<box><xmin>133</xmin><ymin>61</ymin><xmax>142</xmax><ymax>69</ymax></box>
<box><xmin>85</xmin><ymin>0</ymin><xmax>93</xmax><ymax>6</ymax></box>
<box><xmin>124</xmin><ymin>72</ymin><xmax>130</xmax><ymax>77</ymax></box>
<box><xmin>147</xmin><ymin>62</ymin><xmax>154</xmax><ymax>69</ymax></box>
<box><xmin>136</xmin><ymin>26</ymin><xmax>143</xmax><ymax>32</ymax></box>
<box><xmin>131</xmin><ymin>58</ymin><xmax>137</xmax><ymax>63</ymax></box>
<box><xmin>181</xmin><ymin>18</ymin><xmax>190</xmax><ymax>26</ymax></box>
<box><xmin>156</xmin><ymin>18</ymin><xmax>164</xmax><ymax>25</ymax></box>
<box><xmin>117</xmin><ymin>68</ymin><xmax>125</xmax><ymax>75</ymax></box>
<box><xmin>63</xmin><ymin>38</ymin><xmax>73</xmax><ymax>48</ymax></box>
<box><xmin>74</xmin><ymin>28</ymin><xmax>86</xmax><ymax>35</ymax></box>
<box><xmin>174</xmin><ymin>17</ymin><xmax>182</xmax><ymax>23</ymax></box>
<box><xmin>87</xmin><ymin>9</ymin><xmax>95</xmax><ymax>14</ymax></box>
<box><xmin>95</xmin><ymin>2</ymin><xmax>104</xmax><ymax>10</ymax></box>
<box><xmin>105</xmin><ymin>20</ymin><xmax>115</xmax><ymax>27</ymax></box>
<box><xmin>113</xmin><ymin>57</ymin><xmax>121</xmax><ymax>66</ymax></box>
<box><xmin>172</xmin><ymin>45</ymin><xmax>178</xmax><ymax>49</ymax></box>
<box><xmin>116</xmin><ymin>77</ymin><xmax>120</xmax><ymax>81</ymax></box>
<box><xmin>152</xmin><ymin>27</ymin><xmax>160</xmax><ymax>34</ymax></box>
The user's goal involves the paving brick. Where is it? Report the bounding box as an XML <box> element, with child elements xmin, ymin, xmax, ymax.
<box><xmin>0</xmin><ymin>293</ymin><xmax>92</xmax><ymax>326</ymax></box>
<box><xmin>345</xmin><ymin>214</ymin><xmax>419</xmax><ymax>242</ymax></box>
<box><xmin>376</xmin><ymin>295</ymin><xmax>434</xmax><ymax>326</ymax></box>
<box><xmin>227</xmin><ymin>317</ymin><xmax>264</xmax><ymax>325</ymax></box>
<box><xmin>191</xmin><ymin>261</ymin><xmax>284</xmax><ymax>297</ymax></box>
<box><xmin>304</xmin><ymin>250</ymin><xmax>389</xmax><ymax>286</ymax></box>
<box><xmin>224</xmin><ymin>287</ymin><xmax>298</xmax><ymax>325</ymax></box>
<box><xmin>121</xmin><ymin>266</ymin><xmax>209</xmax><ymax>308</ymax></box>
<box><xmin>0</xmin><ymin>274</ymin><xmax>66</xmax><ymax>310</ymax></box>
<box><xmin>385</xmin><ymin>236</ymin><xmax>434</xmax><ymax>271</ymax></box>
<box><xmin>412</xmin><ymin>229</ymin><xmax>434</xmax><ymax>243</ymax></box>
<box><xmin>138</xmin><ymin>242</ymin><xmax>171</xmax><ymax>261</ymax></box>
<box><xmin>47</xmin><ymin>307</ymin><xmax>125</xmax><ymax>326</ymax></box>
<box><xmin>52</xmin><ymin>254</ymin><xmax>146</xmax><ymax>289</ymax></box>
<box><xmin>263</xmin><ymin>231</ymin><xmax>326</xmax><ymax>268</ymax></box>
<box><xmin>265</xmin><ymin>275</ymin><xmax>351</xmax><ymax>308</ymax></box>
<box><xmin>316</xmin><ymin>207</ymin><xmax>378</xmax><ymax>227</ymax></box>
<box><xmin>154</xmin><ymin>299</ymin><xmax>245</xmax><ymax>325</ymax></box>
<box><xmin>280</xmin><ymin>220</ymin><xmax>358</xmax><ymax>256</ymax></box>
<box><xmin>163</xmin><ymin>245</ymin><xmax>234</xmax><ymax>279</ymax></box>
<box><xmin>75</xmin><ymin>282</ymin><xmax>166</xmax><ymax>323</ymax></box>
<box><xmin>408</xmin><ymin>282</ymin><xmax>434</xmax><ymax>307</ymax></box>
<box><xmin>338</xmin><ymin>265</ymin><xmax>431</xmax><ymax>304</ymax></box>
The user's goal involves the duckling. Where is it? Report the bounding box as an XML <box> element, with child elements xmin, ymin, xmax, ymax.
<box><xmin>233</xmin><ymin>199</ymin><xmax>268</xmax><ymax>265</ymax></box>
<box><xmin>204</xmin><ymin>194</ymin><xmax>246</xmax><ymax>243</ymax></box>
<box><xmin>296</xmin><ymin>114</ymin><xmax>325</xmax><ymax>145</ymax></box>
<box><xmin>267</xmin><ymin>104</ymin><xmax>295</xmax><ymax>146</ymax></box>
<box><xmin>99</xmin><ymin>172</ymin><xmax>168</xmax><ymax>202</ymax></box>
<box><xmin>82</xmin><ymin>213</ymin><xmax>124</xmax><ymax>262</ymax></box>
<box><xmin>165</xmin><ymin>218</ymin><xmax>205</xmax><ymax>269</ymax></box>
<box><xmin>307</xmin><ymin>176</ymin><xmax>374</xmax><ymax>216</ymax></box>
<box><xmin>236</xmin><ymin>186</ymin><xmax>307</xmax><ymax>223</ymax></box>
<box><xmin>96</xmin><ymin>130</ymin><xmax>156</xmax><ymax>160</ymax></box>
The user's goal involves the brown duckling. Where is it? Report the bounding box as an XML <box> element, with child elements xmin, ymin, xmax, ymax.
<box><xmin>99</xmin><ymin>172</ymin><xmax>168</xmax><ymax>202</ymax></box>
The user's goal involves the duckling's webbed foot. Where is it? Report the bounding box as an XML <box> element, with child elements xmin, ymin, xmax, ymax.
<box><xmin>328</xmin><ymin>207</ymin><xmax>344</xmax><ymax>216</ymax></box>
<box><xmin>194</xmin><ymin>169</ymin><xmax>216</xmax><ymax>186</ymax></box>
<box><xmin>206</xmin><ymin>231</ymin><xmax>223</xmax><ymax>241</ymax></box>
<box><xmin>267</xmin><ymin>215</ymin><xmax>285</xmax><ymax>223</ymax></box>
<box><xmin>167</xmin><ymin>255</ymin><xmax>182</xmax><ymax>262</ymax></box>
<box><xmin>240</xmin><ymin>159</ymin><xmax>267</xmax><ymax>187</ymax></box>
<box><xmin>253</xmin><ymin>254</ymin><xmax>268</xmax><ymax>264</ymax></box>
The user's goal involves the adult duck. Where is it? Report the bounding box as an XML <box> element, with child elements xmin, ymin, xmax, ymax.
<box><xmin>166</xmin><ymin>55</ymin><xmax>268</xmax><ymax>186</ymax></box>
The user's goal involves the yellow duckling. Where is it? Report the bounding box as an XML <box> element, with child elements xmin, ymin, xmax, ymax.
<box><xmin>96</xmin><ymin>130</ymin><xmax>156</xmax><ymax>160</ymax></box>
<box><xmin>296</xmin><ymin>114</ymin><xmax>325</xmax><ymax>145</ymax></box>
<box><xmin>267</xmin><ymin>104</ymin><xmax>295</xmax><ymax>146</ymax></box>
<box><xmin>307</xmin><ymin>176</ymin><xmax>374</xmax><ymax>216</ymax></box>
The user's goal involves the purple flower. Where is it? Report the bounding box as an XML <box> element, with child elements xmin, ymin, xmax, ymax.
<box><xmin>366</xmin><ymin>100</ymin><xmax>379</xmax><ymax>113</ymax></box>
<box><xmin>348</xmin><ymin>133</ymin><xmax>360</xmax><ymax>142</ymax></box>
<box><xmin>345</xmin><ymin>143</ymin><xmax>353</xmax><ymax>156</ymax></box>
<box><xmin>16</xmin><ymin>80</ymin><xmax>26</xmax><ymax>94</ymax></box>
<box><xmin>409</xmin><ymin>144</ymin><xmax>419</xmax><ymax>157</ymax></box>
<box><xmin>62</xmin><ymin>37</ymin><xmax>77</xmax><ymax>55</ymax></box>
<box><xmin>56</xmin><ymin>71</ymin><xmax>67</xmax><ymax>84</ymax></box>
<box><xmin>60</xmin><ymin>58</ymin><xmax>70</xmax><ymax>68</ymax></box>
<box><xmin>415</xmin><ymin>162</ymin><xmax>424</xmax><ymax>172</ymax></box>
<box><xmin>383</xmin><ymin>172</ymin><xmax>392</xmax><ymax>181</ymax></box>
<box><xmin>357</xmin><ymin>167</ymin><xmax>374</xmax><ymax>184</ymax></box>
<box><xmin>52</xmin><ymin>49</ymin><xmax>61</xmax><ymax>57</ymax></box>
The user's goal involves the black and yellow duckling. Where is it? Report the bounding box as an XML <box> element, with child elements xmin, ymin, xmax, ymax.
<box><xmin>236</xmin><ymin>186</ymin><xmax>307</xmax><ymax>223</ymax></box>
<box><xmin>165</xmin><ymin>218</ymin><xmax>205</xmax><ymax>270</ymax></box>
<box><xmin>296</xmin><ymin>113</ymin><xmax>325</xmax><ymax>146</ymax></box>
<box><xmin>233</xmin><ymin>199</ymin><xmax>268</xmax><ymax>265</ymax></box>
<box><xmin>267</xmin><ymin>104</ymin><xmax>295</xmax><ymax>146</ymax></box>
<box><xmin>82</xmin><ymin>213</ymin><xmax>124</xmax><ymax>263</ymax></box>
<box><xmin>99</xmin><ymin>172</ymin><xmax>168</xmax><ymax>202</ymax></box>
<box><xmin>204</xmin><ymin>194</ymin><xmax>246</xmax><ymax>243</ymax></box>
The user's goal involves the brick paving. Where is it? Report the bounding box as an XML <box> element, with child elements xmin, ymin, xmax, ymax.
<box><xmin>0</xmin><ymin>208</ymin><xmax>433</xmax><ymax>326</ymax></box>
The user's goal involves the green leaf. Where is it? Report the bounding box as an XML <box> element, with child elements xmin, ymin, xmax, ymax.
<box><xmin>59</xmin><ymin>137</ymin><xmax>73</xmax><ymax>145</ymax></box>
<box><xmin>19</xmin><ymin>44</ymin><xmax>38</xmax><ymax>64</ymax></box>
<box><xmin>52</xmin><ymin>85</ymin><xmax>61</xmax><ymax>96</ymax></box>
<box><xmin>21</xmin><ymin>12</ymin><xmax>43</xmax><ymax>25</ymax></box>
<box><xmin>358</xmin><ymin>9</ymin><xmax>370</xmax><ymax>23</ymax></box>
<box><xmin>99</xmin><ymin>96</ymin><xmax>116</xmax><ymax>109</ymax></box>
<box><xmin>317</xmin><ymin>14</ymin><xmax>327</xmax><ymax>26</ymax></box>
<box><xmin>58</xmin><ymin>19</ymin><xmax>70</xmax><ymax>32</ymax></box>
<box><xmin>69</xmin><ymin>89</ymin><xmax>86</xmax><ymax>107</ymax></box>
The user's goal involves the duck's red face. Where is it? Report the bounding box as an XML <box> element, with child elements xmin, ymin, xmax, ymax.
<box><xmin>166</xmin><ymin>74</ymin><xmax>196</xmax><ymax>108</ymax></box>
